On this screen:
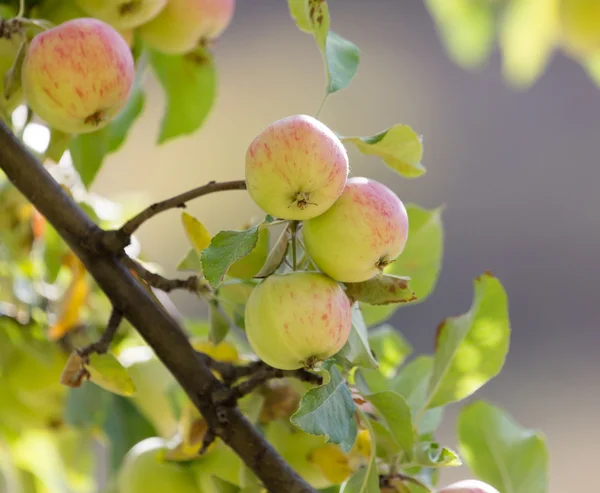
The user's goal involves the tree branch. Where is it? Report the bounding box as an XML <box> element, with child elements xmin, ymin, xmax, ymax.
<box><xmin>0</xmin><ymin>122</ymin><xmax>316</xmax><ymax>493</ymax></box>
<box><xmin>78</xmin><ymin>309</ymin><xmax>122</xmax><ymax>358</ymax></box>
<box><xmin>122</xmin><ymin>255</ymin><xmax>207</xmax><ymax>294</ymax></box>
<box><xmin>101</xmin><ymin>179</ymin><xmax>247</xmax><ymax>252</ymax></box>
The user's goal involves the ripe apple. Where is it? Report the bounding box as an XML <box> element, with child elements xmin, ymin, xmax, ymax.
<box><xmin>559</xmin><ymin>0</ymin><xmax>600</xmax><ymax>56</ymax></box>
<box><xmin>302</xmin><ymin>177</ymin><xmax>409</xmax><ymax>283</ymax></box>
<box><xmin>245</xmin><ymin>114</ymin><xmax>349</xmax><ymax>220</ymax></box>
<box><xmin>118</xmin><ymin>437</ymin><xmax>199</xmax><ymax>493</ymax></box>
<box><xmin>22</xmin><ymin>18</ymin><xmax>135</xmax><ymax>134</ymax></box>
<box><xmin>0</xmin><ymin>6</ymin><xmax>23</xmax><ymax>114</ymax></box>
<box><xmin>438</xmin><ymin>479</ymin><xmax>500</xmax><ymax>493</ymax></box>
<box><xmin>77</xmin><ymin>0</ymin><xmax>167</xmax><ymax>29</ymax></box>
<box><xmin>138</xmin><ymin>0</ymin><xmax>235</xmax><ymax>55</ymax></box>
<box><xmin>245</xmin><ymin>271</ymin><xmax>352</xmax><ymax>370</ymax></box>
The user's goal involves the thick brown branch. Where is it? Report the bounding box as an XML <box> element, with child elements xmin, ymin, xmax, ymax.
<box><xmin>101</xmin><ymin>180</ymin><xmax>247</xmax><ymax>252</ymax></box>
<box><xmin>123</xmin><ymin>255</ymin><xmax>206</xmax><ymax>294</ymax></box>
<box><xmin>0</xmin><ymin>122</ymin><xmax>315</xmax><ymax>493</ymax></box>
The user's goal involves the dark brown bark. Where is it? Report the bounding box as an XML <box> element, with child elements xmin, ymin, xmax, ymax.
<box><xmin>0</xmin><ymin>122</ymin><xmax>316</xmax><ymax>493</ymax></box>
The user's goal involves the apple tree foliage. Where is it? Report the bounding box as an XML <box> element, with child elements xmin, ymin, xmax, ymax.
<box><xmin>0</xmin><ymin>1</ymin><xmax>551</xmax><ymax>493</ymax></box>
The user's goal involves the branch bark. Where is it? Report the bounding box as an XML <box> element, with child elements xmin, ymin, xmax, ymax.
<box><xmin>0</xmin><ymin>122</ymin><xmax>316</xmax><ymax>493</ymax></box>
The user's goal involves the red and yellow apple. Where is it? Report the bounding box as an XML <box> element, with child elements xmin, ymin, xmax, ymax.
<box><xmin>438</xmin><ymin>479</ymin><xmax>500</xmax><ymax>493</ymax></box>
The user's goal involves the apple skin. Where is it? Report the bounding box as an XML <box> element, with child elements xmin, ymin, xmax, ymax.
<box><xmin>437</xmin><ymin>480</ymin><xmax>500</xmax><ymax>493</ymax></box>
<box><xmin>245</xmin><ymin>114</ymin><xmax>349</xmax><ymax>220</ymax></box>
<box><xmin>118</xmin><ymin>437</ymin><xmax>199</xmax><ymax>493</ymax></box>
<box><xmin>138</xmin><ymin>0</ymin><xmax>235</xmax><ymax>55</ymax></box>
<box><xmin>245</xmin><ymin>271</ymin><xmax>352</xmax><ymax>370</ymax></box>
<box><xmin>77</xmin><ymin>0</ymin><xmax>168</xmax><ymax>29</ymax></box>
<box><xmin>559</xmin><ymin>0</ymin><xmax>600</xmax><ymax>56</ymax></box>
<box><xmin>22</xmin><ymin>18</ymin><xmax>135</xmax><ymax>134</ymax></box>
<box><xmin>302</xmin><ymin>177</ymin><xmax>409</xmax><ymax>283</ymax></box>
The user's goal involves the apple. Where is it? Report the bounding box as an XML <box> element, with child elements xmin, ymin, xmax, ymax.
<box><xmin>245</xmin><ymin>114</ymin><xmax>349</xmax><ymax>220</ymax></box>
<box><xmin>559</xmin><ymin>0</ymin><xmax>600</xmax><ymax>56</ymax></box>
<box><xmin>191</xmin><ymin>441</ymin><xmax>243</xmax><ymax>489</ymax></box>
<box><xmin>138</xmin><ymin>0</ymin><xmax>235</xmax><ymax>55</ymax></box>
<box><xmin>77</xmin><ymin>0</ymin><xmax>167</xmax><ymax>29</ymax></box>
<box><xmin>22</xmin><ymin>18</ymin><xmax>135</xmax><ymax>134</ymax></box>
<box><xmin>302</xmin><ymin>177</ymin><xmax>409</xmax><ymax>283</ymax></box>
<box><xmin>245</xmin><ymin>271</ymin><xmax>352</xmax><ymax>370</ymax></box>
<box><xmin>438</xmin><ymin>479</ymin><xmax>500</xmax><ymax>493</ymax></box>
<box><xmin>118</xmin><ymin>437</ymin><xmax>199</xmax><ymax>493</ymax></box>
<box><xmin>0</xmin><ymin>6</ymin><xmax>23</xmax><ymax>114</ymax></box>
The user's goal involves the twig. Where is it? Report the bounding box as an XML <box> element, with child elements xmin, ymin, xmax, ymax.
<box><xmin>0</xmin><ymin>122</ymin><xmax>317</xmax><ymax>493</ymax></box>
<box><xmin>199</xmin><ymin>428</ymin><xmax>216</xmax><ymax>455</ymax></box>
<box><xmin>78</xmin><ymin>309</ymin><xmax>122</xmax><ymax>358</ymax></box>
<box><xmin>123</xmin><ymin>256</ymin><xmax>207</xmax><ymax>294</ymax></box>
<box><xmin>101</xmin><ymin>180</ymin><xmax>247</xmax><ymax>252</ymax></box>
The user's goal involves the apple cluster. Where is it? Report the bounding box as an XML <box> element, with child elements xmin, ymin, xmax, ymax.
<box><xmin>0</xmin><ymin>0</ymin><xmax>235</xmax><ymax>133</ymax></box>
<box><xmin>243</xmin><ymin>114</ymin><xmax>410</xmax><ymax>370</ymax></box>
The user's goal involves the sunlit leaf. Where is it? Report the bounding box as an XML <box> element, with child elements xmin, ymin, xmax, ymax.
<box><xmin>368</xmin><ymin>325</ymin><xmax>412</xmax><ymax>377</ymax></box>
<box><xmin>365</xmin><ymin>391</ymin><xmax>414</xmax><ymax>455</ymax></box>
<box><xmin>182</xmin><ymin>211</ymin><xmax>212</xmax><ymax>253</ymax></box>
<box><xmin>336</xmin><ymin>303</ymin><xmax>378</xmax><ymax>370</ymax></box>
<box><xmin>345</xmin><ymin>275</ymin><xmax>416</xmax><ymax>306</ymax></box>
<box><xmin>87</xmin><ymin>352</ymin><xmax>137</xmax><ymax>397</ymax></box>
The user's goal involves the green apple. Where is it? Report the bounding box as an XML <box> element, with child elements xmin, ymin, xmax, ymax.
<box><xmin>77</xmin><ymin>0</ymin><xmax>167</xmax><ymax>29</ymax></box>
<box><xmin>22</xmin><ymin>18</ymin><xmax>135</xmax><ymax>134</ymax></box>
<box><xmin>245</xmin><ymin>272</ymin><xmax>352</xmax><ymax>370</ymax></box>
<box><xmin>138</xmin><ymin>0</ymin><xmax>235</xmax><ymax>55</ymax></box>
<box><xmin>302</xmin><ymin>177</ymin><xmax>409</xmax><ymax>283</ymax></box>
<box><xmin>0</xmin><ymin>5</ymin><xmax>23</xmax><ymax>114</ymax></box>
<box><xmin>438</xmin><ymin>480</ymin><xmax>500</xmax><ymax>493</ymax></box>
<box><xmin>245</xmin><ymin>114</ymin><xmax>349</xmax><ymax>220</ymax></box>
<box><xmin>559</xmin><ymin>0</ymin><xmax>600</xmax><ymax>56</ymax></box>
<box><xmin>118</xmin><ymin>437</ymin><xmax>199</xmax><ymax>493</ymax></box>
<box><xmin>192</xmin><ymin>442</ymin><xmax>243</xmax><ymax>489</ymax></box>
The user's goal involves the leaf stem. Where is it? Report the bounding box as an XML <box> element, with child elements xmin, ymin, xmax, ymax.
<box><xmin>17</xmin><ymin>0</ymin><xmax>25</xmax><ymax>18</ymax></box>
<box><xmin>315</xmin><ymin>93</ymin><xmax>329</xmax><ymax>119</ymax></box>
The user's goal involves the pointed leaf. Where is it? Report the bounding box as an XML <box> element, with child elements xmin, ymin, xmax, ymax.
<box><xmin>368</xmin><ymin>325</ymin><xmax>412</xmax><ymax>377</ymax></box>
<box><xmin>87</xmin><ymin>352</ymin><xmax>137</xmax><ymax>397</ymax></box>
<box><xmin>426</xmin><ymin>273</ymin><xmax>510</xmax><ymax>409</ymax></box>
<box><xmin>326</xmin><ymin>31</ymin><xmax>360</xmax><ymax>94</ymax></box>
<box><xmin>209</xmin><ymin>301</ymin><xmax>231</xmax><ymax>345</ymax></box>
<box><xmin>291</xmin><ymin>359</ymin><xmax>357</xmax><ymax>452</ymax></box>
<box><xmin>345</xmin><ymin>275</ymin><xmax>416</xmax><ymax>306</ymax></box>
<box><xmin>340</xmin><ymin>412</ymin><xmax>378</xmax><ymax>493</ymax></box>
<box><xmin>415</xmin><ymin>442</ymin><xmax>462</xmax><ymax>468</ymax></box>
<box><xmin>342</xmin><ymin>125</ymin><xmax>424</xmax><ymax>178</ymax></box>
<box><xmin>201</xmin><ymin>226</ymin><xmax>261</xmax><ymax>289</ymax></box>
<box><xmin>176</xmin><ymin>248</ymin><xmax>203</xmax><ymax>272</ymax></box>
<box><xmin>336</xmin><ymin>304</ymin><xmax>378</xmax><ymax>369</ymax></box>
<box><xmin>458</xmin><ymin>401</ymin><xmax>549</xmax><ymax>493</ymax></box>
<box><xmin>181</xmin><ymin>211</ymin><xmax>212</xmax><ymax>252</ymax></box>
<box><xmin>365</xmin><ymin>391</ymin><xmax>414</xmax><ymax>455</ymax></box>
<box><xmin>253</xmin><ymin>225</ymin><xmax>290</xmax><ymax>278</ymax></box>
<box><xmin>287</xmin><ymin>0</ymin><xmax>312</xmax><ymax>32</ymax></box>
<box><xmin>150</xmin><ymin>47</ymin><xmax>216</xmax><ymax>144</ymax></box>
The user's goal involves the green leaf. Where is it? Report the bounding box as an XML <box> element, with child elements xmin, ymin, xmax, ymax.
<box><xmin>213</xmin><ymin>477</ymin><xmax>241</xmax><ymax>493</ymax></box>
<box><xmin>365</xmin><ymin>391</ymin><xmax>414</xmax><ymax>455</ymax></box>
<box><xmin>176</xmin><ymin>248</ymin><xmax>203</xmax><ymax>272</ymax></box>
<box><xmin>287</xmin><ymin>0</ymin><xmax>312</xmax><ymax>32</ymax></box>
<box><xmin>425</xmin><ymin>0</ymin><xmax>495</xmax><ymax>69</ymax></box>
<box><xmin>340</xmin><ymin>411</ymin><xmax>378</xmax><ymax>493</ymax></box>
<box><xmin>390</xmin><ymin>356</ymin><xmax>443</xmax><ymax>436</ymax></box>
<box><xmin>201</xmin><ymin>226</ymin><xmax>261</xmax><ymax>289</ymax></box>
<box><xmin>369</xmin><ymin>419</ymin><xmax>398</xmax><ymax>461</ymax></box>
<box><xmin>45</xmin><ymin>129</ymin><xmax>72</xmax><ymax>163</ymax></box>
<box><xmin>458</xmin><ymin>401</ymin><xmax>549</xmax><ymax>493</ymax></box>
<box><xmin>291</xmin><ymin>359</ymin><xmax>357</xmax><ymax>452</ymax></box>
<box><xmin>415</xmin><ymin>442</ymin><xmax>462</xmax><ymax>468</ymax></box>
<box><xmin>426</xmin><ymin>273</ymin><xmax>510</xmax><ymax>409</ymax></box>
<box><xmin>87</xmin><ymin>352</ymin><xmax>137</xmax><ymax>397</ymax></box>
<box><xmin>336</xmin><ymin>304</ymin><xmax>378</xmax><ymax>370</ymax></box>
<box><xmin>64</xmin><ymin>384</ymin><xmax>112</xmax><ymax>428</ymax></box>
<box><xmin>368</xmin><ymin>325</ymin><xmax>412</xmax><ymax>377</ymax></box>
<box><xmin>325</xmin><ymin>31</ymin><xmax>360</xmax><ymax>94</ymax></box>
<box><xmin>181</xmin><ymin>211</ymin><xmax>212</xmax><ymax>253</ymax></box>
<box><xmin>150</xmin><ymin>48</ymin><xmax>216</xmax><ymax>144</ymax></box>
<box><xmin>209</xmin><ymin>301</ymin><xmax>231</xmax><ymax>345</ymax></box>
<box><xmin>342</xmin><ymin>125</ymin><xmax>425</xmax><ymax>178</ymax></box>
<box><xmin>354</xmin><ymin>368</ymin><xmax>388</xmax><ymax>395</ymax></box>
<box><xmin>361</xmin><ymin>205</ymin><xmax>444</xmax><ymax>327</ymax></box>
<box><xmin>345</xmin><ymin>275</ymin><xmax>416</xmax><ymax>306</ymax></box>
<box><xmin>253</xmin><ymin>225</ymin><xmax>290</xmax><ymax>279</ymax></box>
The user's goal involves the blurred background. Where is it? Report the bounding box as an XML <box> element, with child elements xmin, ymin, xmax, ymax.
<box><xmin>89</xmin><ymin>0</ymin><xmax>599</xmax><ymax>490</ymax></box>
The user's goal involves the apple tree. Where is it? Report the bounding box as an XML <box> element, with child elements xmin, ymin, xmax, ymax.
<box><xmin>0</xmin><ymin>1</ymin><xmax>550</xmax><ymax>493</ymax></box>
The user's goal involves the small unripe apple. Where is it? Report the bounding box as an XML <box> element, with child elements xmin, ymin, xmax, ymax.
<box><xmin>438</xmin><ymin>480</ymin><xmax>500</xmax><ymax>493</ymax></box>
<box><xmin>0</xmin><ymin>6</ymin><xmax>23</xmax><ymax>113</ymax></box>
<box><xmin>245</xmin><ymin>271</ymin><xmax>352</xmax><ymax>370</ymax></box>
<box><xmin>559</xmin><ymin>0</ymin><xmax>600</xmax><ymax>56</ymax></box>
<box><xmin>118</xmin><ymin>437</ymin><xmax>199</xmax><ymax>493</ymax></box>
<box><xmin>138</xmin><ymin>0</ymin><xmax>235</xmax><ymax>55</ymax></box>
<box><xmin>22</xmin><ymin>18</ymin><xmax>135</xmax><ymax>134</ymax></box>
<box><xmin>245</xmin><ymin>114</ymin><xmax>349</xmax><ymax>220</ymax></box>
<box><xmin>302</xmin><ymin>177</ymin><xmax>409</xmax><ymax>283</ymax></box>
<box><xmin>77</xmin><ymin>0</ymin><xmax>168</xmax><ymax>29</ymax></box>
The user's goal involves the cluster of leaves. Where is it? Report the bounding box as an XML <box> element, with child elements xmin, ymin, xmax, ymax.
<box><xmin>0</xmin><ymin>1</ymin><xmax>550</xmax><ymax>493</ymax></box>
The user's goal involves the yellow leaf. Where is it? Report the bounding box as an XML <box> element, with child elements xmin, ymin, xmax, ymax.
<box><xmin>309</xmin><ymin>444</ymin><xmax>352</xmax><ymax>484</ymax></box>
<box><xmin>192</xmin><ymin>339</ymin><xmax>240</xmax><ymax>363</ymax></box>
<box><xmin>48</xmin><ymin>257</ymin><xmax>89</xmax><ymax>341</ymax></box>
<box><xmin>181</xmin><ymin>211</ymin><xmax>211</xmax><ymax>253</ymax></box>
<box><xmin>86</xmin><ymin>353</ymin><xmax>136</xmax><ymax>396</ymax></box>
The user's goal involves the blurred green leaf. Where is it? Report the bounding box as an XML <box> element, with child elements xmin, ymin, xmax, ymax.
<box><xmin>213</xmin><ymin>477</ymin><xmax>241</xmax><ymax>493</ymax></box>
<box><xmin>201</xmin><ymin>226</ymin><xmax>261</xmax><ymax>289</ymax></box>
<box><xmin>354</xmin><ymin>367</ymin><xmax>388</xmax><ymax>395</ymax></box>
<box><xmin>150</xmin><ymin>48</ymin><xmax>216</xmax><ymax>144</ymax></box>
<box><xmin>64</xmin><ymin>384</ymin><xmax>112</xmax><ymax>428</ymax></box>
<box><xmin>426</xmin><ymin>273</ymin><xmax>510</xmax><ymax>409</ymax></box>
<box><xmin>365</xmin><ymin>391</ymin><xmax>414</xmax><ymax>455</ymax></box>
<box><xmin>342</xmin><ymin>125</ymin><xmax>424</xmax><ymax>178</ymax></box>
<box><xmin>176</xmin><ymin>248</ymin><xmax>203</xmax><ymax>272</ymax></box>
<box><xmin>339</xmin><ymin>413</ymin><xmax>378</xmax><ymax>493</ymax></box>
<box><xmin>291</xmin><ymin>359</ymin><xmax>357</xmax><ymax>452</ymax></box>
<box><xmin>209</xmin><ymin>301</ymin><xmax>231</xmax><ymax>345</ymax></box>
<box><xmin>87</xmin><ymin>352</ymin><xmax>137</xmax><ymax>397</ymax></box>
<box><xmin>362</xmin><ymin>205</ymin><xmax>444</xmax><ymax>328</ymax></box>
<box><xmin>336</xmin><ymin>303</ymin><xmax>378</xmax><ymax>370</ymax></box>
<box><xmin>345</xmin><ymin>275</ymin><xmax>416</xmax><ymax>306</ymax></box>
<box><xmin>368</xmin><ymin>325</ymin><xmax>413</xmax><ymax>377</ymax></box>
<box><xmin>414</xmin><ymin>442</ymin><xmax>462</xmax><ymax>468</ymax></box>
<box><xmin>458</xmin><ymin>401</ymin><xmax>549</xmax><ymax>493</ymax></box>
